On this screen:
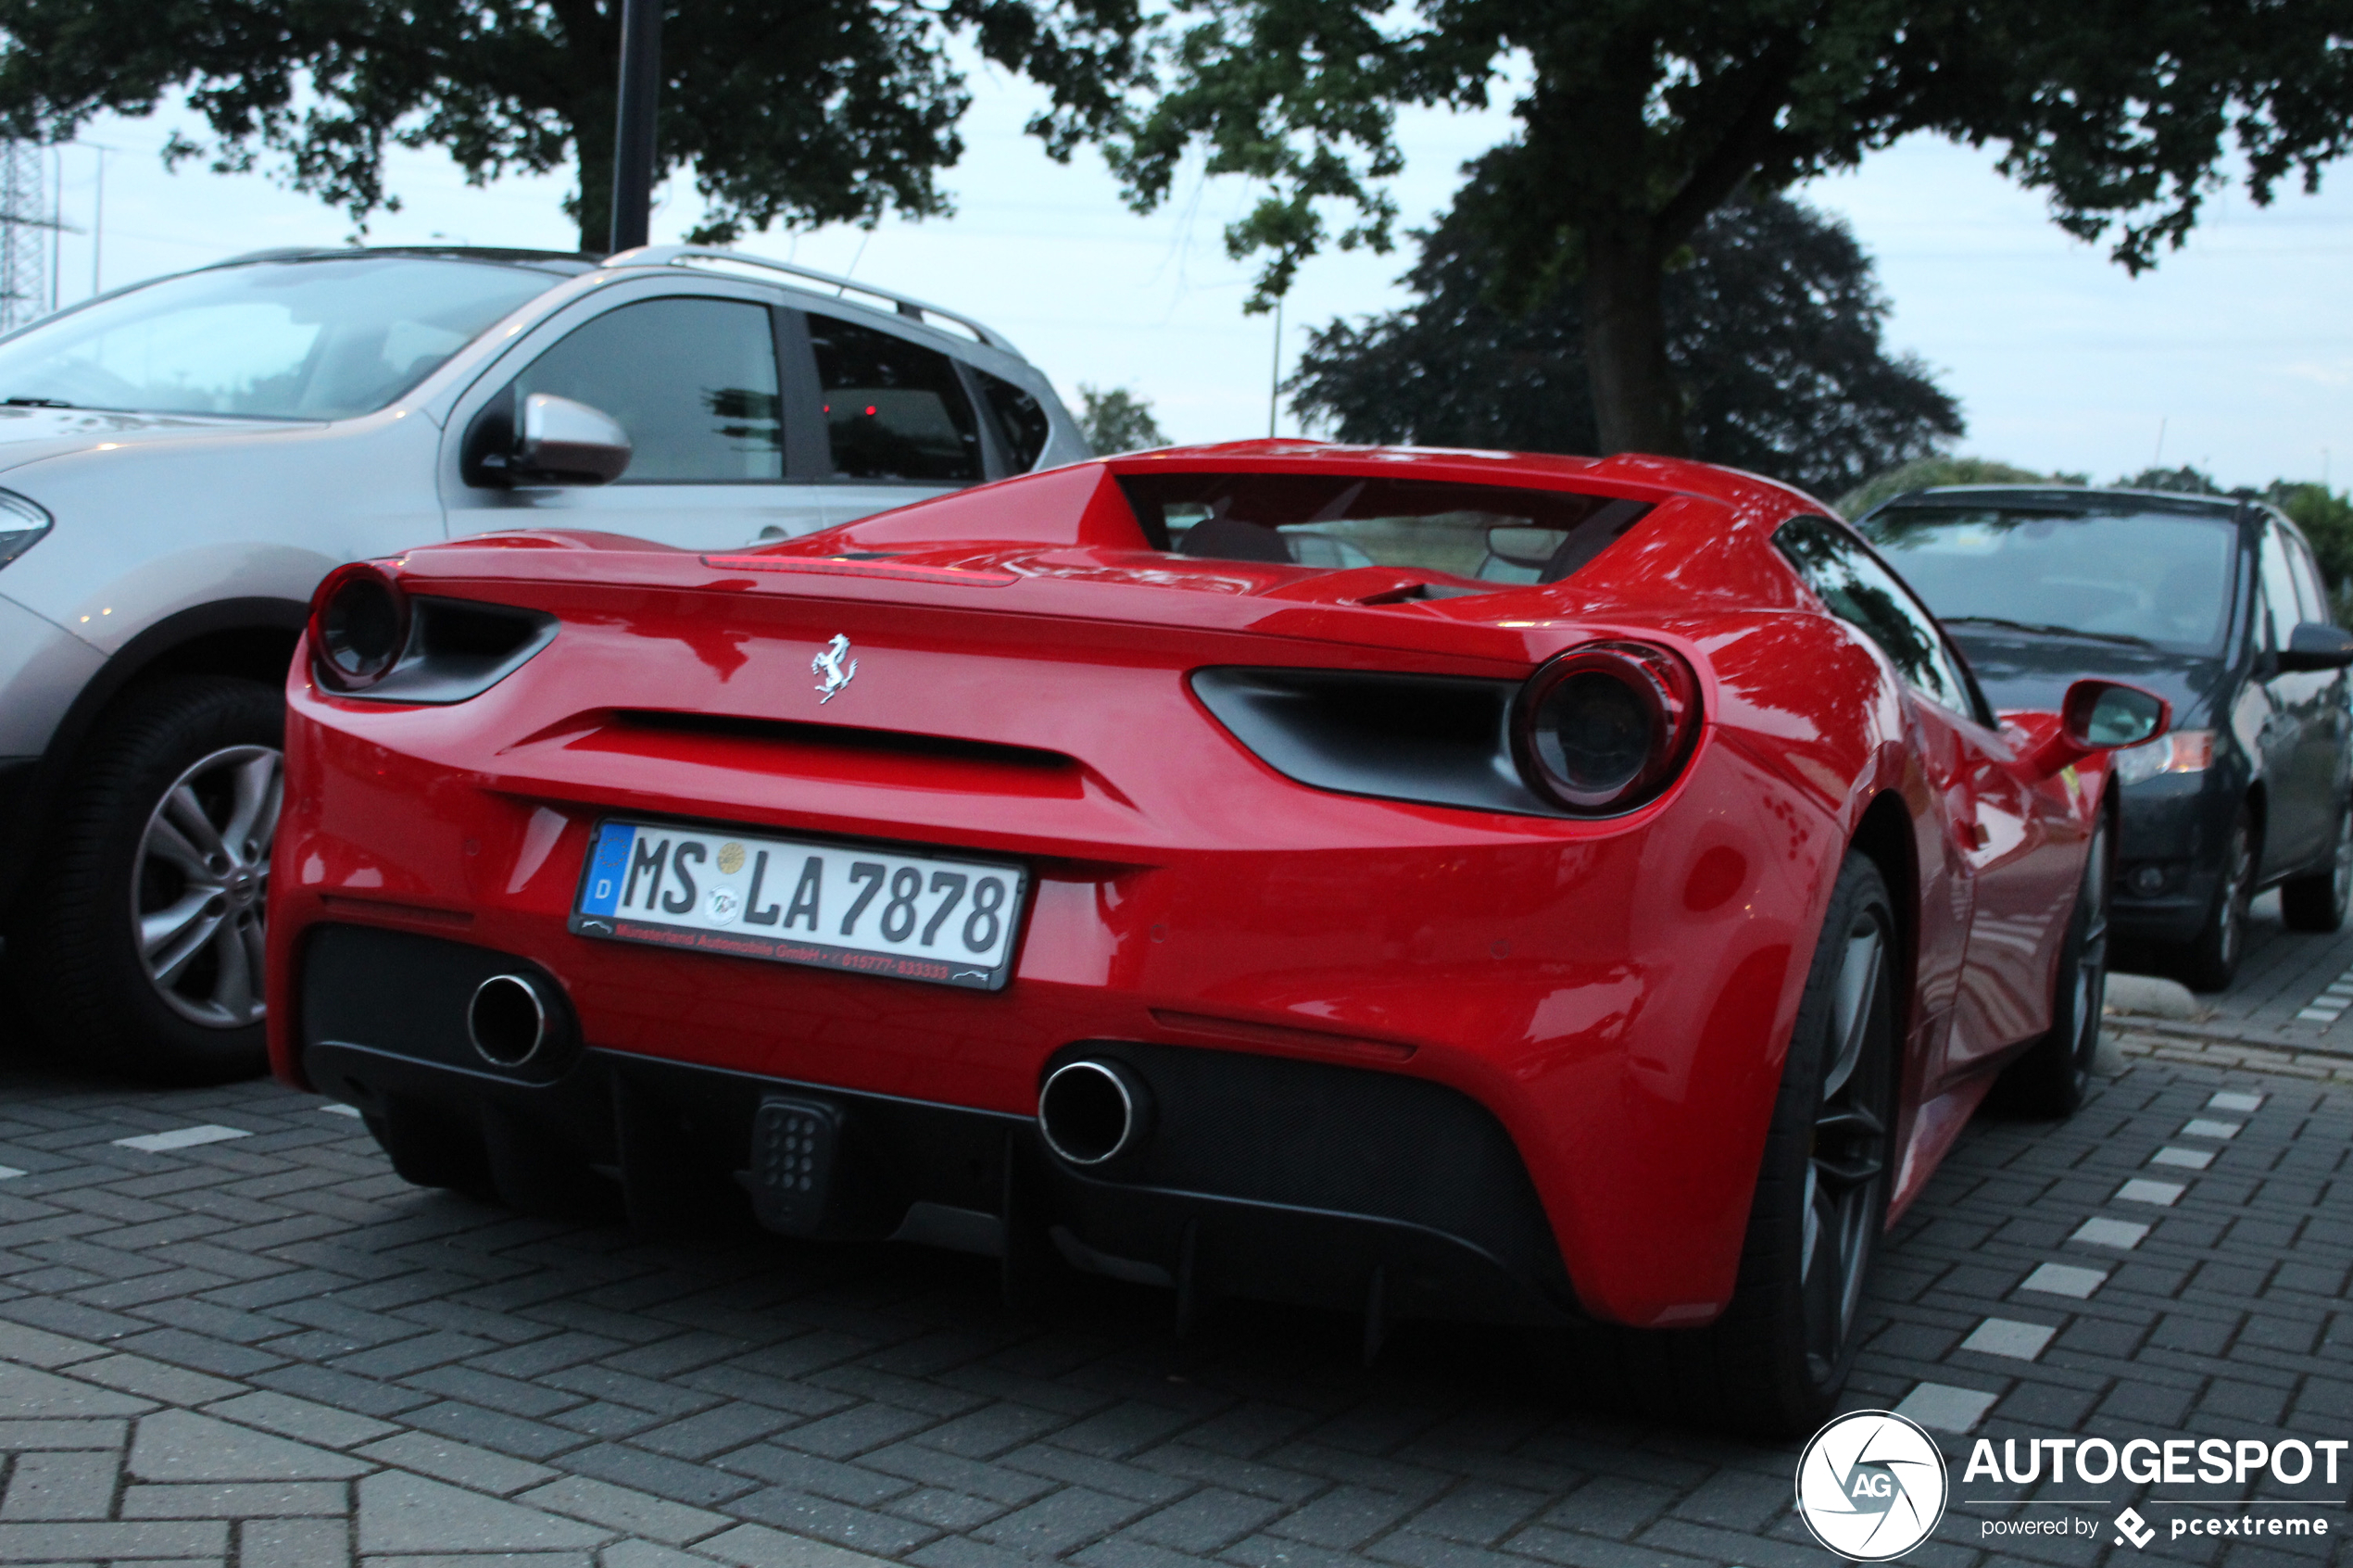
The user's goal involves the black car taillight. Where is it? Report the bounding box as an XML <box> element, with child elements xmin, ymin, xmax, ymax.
<box><xmin>308</xmin><ymin>563</ymin><xmax>409</xmax><ymax>692</ymax></box>
<box><xmin>1511</xmin><ymin>641</ymin><xmax>1699</xmax><ymax>814</ymax></box>
<box><xmin>308</xmin><ymin>565</ymin><xmax>557</xmax><ymax>704</ymax></box>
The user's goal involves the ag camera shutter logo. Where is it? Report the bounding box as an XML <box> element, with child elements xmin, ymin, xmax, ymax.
<box><xmin>1795</xmin><ymin>1411</ymin><xmax>1949</xmax><ymax>1560</ymax></box>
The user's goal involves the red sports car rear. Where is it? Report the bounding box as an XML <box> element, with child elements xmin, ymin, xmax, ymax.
<box><xmin>268</xmin><ymin>442</ymin><xmax>2163</xmax><ymax>1433</ymax></box>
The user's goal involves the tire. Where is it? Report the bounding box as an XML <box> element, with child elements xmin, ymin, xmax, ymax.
<box><xmin>4</xmin><ymin>677</ymin><xmax>283</xmax><ymax>1083</ymax></box>
<box><xmin>1541</xmin><ymin>853</ymin><xmax>1898</xmax><ymax>1436</ymax></box>
<box><xmin>1998</xmin><ymin>809</ymin><xmax>2110</xmax><ymax>1118</ymax></box>
<box><xmin>2280</xmin><ymin>800</ymin><xmax>2351</xmax><ymax>934</ymax></box>
<box><xmin>2171</xmin><ymin>804</ymin><xmax>2254</xmax><ymax>992</ymax></box>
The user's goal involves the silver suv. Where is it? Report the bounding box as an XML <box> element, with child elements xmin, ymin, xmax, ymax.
<box><xmin>0</xmin><ymin>244</ymin><xmax>1088</xmax><ymax>1081</ymax></box>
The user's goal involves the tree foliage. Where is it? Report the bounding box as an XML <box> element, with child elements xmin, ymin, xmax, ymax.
<box><xmin>1076</xmin><ymin>383</ymin><xmax>1170</xmax><ymax>452</ymax></box>
<box><xmin>1290</xmin><ymin>194</ymin><xmax>1961</xmax><ymax>503</ymax></box>
<box><xmin>1108</xmin><ymin>0</ymin><xmax>2353</xmax><ymax>456</ymax></box>
<box><xmin>0</xmin><ymin>0</ymin><xmax>1147</xmax><ymax>251</ymax></box>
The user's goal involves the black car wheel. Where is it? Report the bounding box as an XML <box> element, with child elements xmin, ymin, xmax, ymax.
<box><xmin>4</xmin><ymin>678</ymin><xmax>281</xmax><ymax>1083</ymax></box>
<box><xmin>2174</xmin><ymin>804</ymin><xmax>2254</xmax><ymax>993</ymax></box>
<box><xmin>2280</xmin><ymin>799</ymin><xmax>2352</xmax><ymax>934</ymax></box>
<box><xmin>1545</xmin><ymin>852</ymin><xmax>1896</xmax><ymax>1436</ymax></box>
<box><xmin>1999</xmin><ymin>810</ymin><xmax>2109</xmax><ymax>1117</ymax></box>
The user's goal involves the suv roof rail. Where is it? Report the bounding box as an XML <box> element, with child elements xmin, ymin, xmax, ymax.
<box><xmin>598</xmin><ymin>244</ymin><xmax>1017</xmax><ymax>354</ymax></box>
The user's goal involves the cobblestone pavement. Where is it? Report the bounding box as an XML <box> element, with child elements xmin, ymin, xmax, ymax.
<box><xmin>0</xmin><ymin>1035</ymin><xmax>2344</xmax><ymax>1568</ymax></box>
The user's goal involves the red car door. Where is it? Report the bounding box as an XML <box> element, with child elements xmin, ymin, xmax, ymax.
<box><xmin>1938</xmin><ymin>721</ymin><xmax>2087</xmax><ymax>1076</ymax></box>
<box><xmin>1772</xmin><ymin>517</ymin><xmax>2084</xmax><ymax>1083</ymax></box>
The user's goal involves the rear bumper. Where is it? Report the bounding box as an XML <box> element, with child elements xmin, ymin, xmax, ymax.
<box><xmin>299</xmin><ymin>923</ymin><xmax>1580</xmax><ymax>1328</ymax></box>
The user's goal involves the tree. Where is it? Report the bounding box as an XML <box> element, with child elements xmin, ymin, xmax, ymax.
<box><xmin>1076</xmin><ymin>383</ymin><xmax>1170</xmax><ymax>452</ymax></box>
<box><xmin>0</xmin><ymin>0</ymin><xmax>1145</xmax><ymax>252</ymax></box>
<box><xmin>1109</xmin><ymin>1</ymin><xmax>2353</xmax><ymax>458</ymax></box>
<box><xmin>1291</xmin><ymin>192</ymin><xmax>1960</xmax><ymax>501</ymax></box>
<box><xmin>2116</xmin><ymin>465</ymin><xmax>2225</xmax><ymax>495</ymax></box>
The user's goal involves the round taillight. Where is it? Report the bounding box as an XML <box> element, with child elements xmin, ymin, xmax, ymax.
<box><xmin>308</xmin><ymin>563</ymin><xmax>410</xmax><ymax>691</ymax></box>
<box><xmin>1513</xmin><ymin>640</ymin><xmax>1700</xmax><ymax>814</ymax></box>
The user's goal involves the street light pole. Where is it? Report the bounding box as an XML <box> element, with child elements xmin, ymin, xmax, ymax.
<box><xmin>608</xmin><ymin>0</ymin><xmax>661</xmax><ymax>255</ymax></box>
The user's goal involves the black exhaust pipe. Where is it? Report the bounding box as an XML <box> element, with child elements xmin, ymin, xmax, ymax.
<box><xmin>1038</xmin><ymin>1059</ymin><xmax>1152</xmax><ymax>1166</ymax></box>
<box><xmin>468</xmin><ymin>973</ymin><xmax>551</xmax><ymax>1068</ymax></box>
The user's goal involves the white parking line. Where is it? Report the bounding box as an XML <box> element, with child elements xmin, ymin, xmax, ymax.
<box><xmin>2208</xmin><ymin>1090</ymin><xmax>2265</xmax><ymax>1112</ymax></box>
<box><xmin>2182</xmin><ymin>1118</ymin><xmax>2241</xmax><ymax>1139</ymax></box>
<box><xmin>2020</xmin><ymin>1262</ymin><xmax>2108</xmax><ymax>1298</ymax></box>
<box><xmin>2296</xmin><ymin>969</ymin><xmax>2353</xmax><ymax>1022</ymax></box>
<box><xmin>0</xmin><ymin>1166</ymin><xmax>23</xmax><ymax>1180</ymax></box>
<box><xmin>2150</xmin><ymin>1146</ymin><xmax>2214</xmax><ymax>1170</ymax></box>
<box><xmin>112</xmin><ymin>1125</ymin><xmax>252</xmax><ymax>1153</ymax></box>
<box><xmin>1894</xmin><ymin>1382</ymin><xmax>2000</xmax><ymax>1432</ymax></box>
<box><xmin>2070</xmin><ymin>1217</ymin><xmax>2151</xmax><ymax>1249</ymax></box>
<box><xmin>1959</xmin><ymin>1319</ymin><xmax>2057</xmax><ymax>1361</ymax></box>
<box><xmin>2118</xmin><ymin>1178</ymin><xmax>2186</xmax><ymax>1205</ymax></box>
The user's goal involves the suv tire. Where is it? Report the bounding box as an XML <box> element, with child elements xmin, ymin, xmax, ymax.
<box><xmin>6</xmin><ymin>677</ymin><xmax>283</xmax><ymax>1083</ymax></box>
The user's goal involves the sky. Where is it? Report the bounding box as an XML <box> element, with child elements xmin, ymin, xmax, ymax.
<box><xmin>19</xmin><ymin>64</ymin><xmax>2351</xmax><ymax>495</ymax></box>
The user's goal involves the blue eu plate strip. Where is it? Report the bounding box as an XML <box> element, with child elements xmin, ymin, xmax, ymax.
<box><xmin>579</xmin><ymin>823</ymin><xmax>636</xmax><ymax>915</ymax></box>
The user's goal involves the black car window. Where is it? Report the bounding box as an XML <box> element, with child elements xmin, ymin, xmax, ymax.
<box><xmin>1864</xmin><ymin>505</ymin><xmax>2239</xmax><ymax>656</ymax></box>
<box><xmin>2286</xmin><ymin>531</ymin><xmax>2331</xmax><ymax>625</ymax></box>
<box><xmin>976</xmin><ymin>369</ymin><xmax>1052</xmax><ymax>471</ymax></box>
<box><xmin>513</xmin><ymin>297</ymin><xmax>784</xmax><ymax>482</ymax></box>
<box><xmin>808</xmin><ymin>314</ymin><xmax>983</xmax><ymax>482</ymax></box>
<box><xmin>1776</xmin><ymin>516</ymin><xmax>1976</xmax><ymax>717</ymax></box>
<box><xmin>2259</xmin><ymin>523</ymin><xmax>2303</xmax><ymax>648</ymax></box>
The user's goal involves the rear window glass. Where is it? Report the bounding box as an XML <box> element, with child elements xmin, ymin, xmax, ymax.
<box><xmin>1116</xmin><ymin>473</ymin><xmax>1651</xmax><ymax>582</ymax></box>
<box><xmin>1863</xmin><ymin>506</ymin><xmax>2240</xmax><ymax>655</ymax></box>
<box><xmin>977</xmin><ymin>369</ymin><xmax>1052</xmax><ymax>471</ymax></box>
<box><xmin>809</xmin><ymin>314</ymin><xmax>983</xmax><ymax>482</ymax></box>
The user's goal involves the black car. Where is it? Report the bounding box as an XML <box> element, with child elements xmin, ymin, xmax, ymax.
<box><xmin>1859</xmin><ymin>486</ymin><xmax>2353</xmax><ymax>990</ymax></box>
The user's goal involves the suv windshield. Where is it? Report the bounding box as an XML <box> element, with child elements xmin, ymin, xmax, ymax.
<box><xmin>1864</xmin><ymin>506</ymin><xmax>2241</xmax><ymax>655</ymax></box>
<box><xmin>1116</xmin><ymin>472</ymin><xmax>1652</xmax><ymax>582</ymax></box>
<box><xmin>0</xmin><ymin>256</ymin><xmax>568</xmax><ymax>420</ymax></box>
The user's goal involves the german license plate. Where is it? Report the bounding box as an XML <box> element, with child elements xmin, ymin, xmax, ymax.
<box><xmin>570</xmin><ymin>820</ymin><xmax>1027</xmax><ymax>990</ymax></box>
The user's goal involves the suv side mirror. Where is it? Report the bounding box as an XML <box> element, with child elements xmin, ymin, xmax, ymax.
<box><xmin>510</xmin><ymin>395</ymin><xmax>632</xmax><ymax>485</ymax></box>
<box><xmin>2279</xmin><ymin>621</ymin><xmax>2353</xmax><ymax>672</ymax></box>
<box><xmin>2029</xmin><ymin>678</ymin><xmax>2171</xmax><ymax>777</ymax></box>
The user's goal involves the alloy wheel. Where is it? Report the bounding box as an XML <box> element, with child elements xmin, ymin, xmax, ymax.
<box><xmin>1800</xmin><ymin>913</ymin><xmax>1893</xmax><ymax>1382</ymax></box>
<box><xmin>2217</xmin><ymin>822</ymin><xmax>2252</xmax><ymax>969</ymax></box>
<box><xmin>132</xmin><ymin>744</ymin><xmax>283</xmax><ymax>1028</ymax></box>
<box><xmin>2332</xmin><ymin>808</ymin><xmax>2353</xmax><ymax>915</ymax></box>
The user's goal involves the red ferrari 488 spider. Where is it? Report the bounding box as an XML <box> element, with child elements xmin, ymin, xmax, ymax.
<box><xmin>269</xmin><ymin>442</ymin><xmax>2166</xmax><ymax>1433</ymax></box>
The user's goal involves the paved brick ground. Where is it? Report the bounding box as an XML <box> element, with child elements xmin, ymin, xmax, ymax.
<box><xmin>0</xmin><ymin>1037</ymin><xmax>2344</xmax><ymax>1568</ymax></box>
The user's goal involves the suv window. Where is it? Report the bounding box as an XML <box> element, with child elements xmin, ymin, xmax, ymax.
<box><xmin>513</xmin><ymin>298</ymin><xmax>784</xmax><ymax>483</ymax></box>
<box><xmin>1777</xmin><ymin>515</ymin><xmax>1978</xmax><ymax>717</ymax></box>
<box><xmin>809</xmin><ymin>315</ymin><xmax>982</xmax><ymax>482</ymax></box>
<box><xmin>977</xmin><ymin>369</ymin><xmax>1052</xmax><ymax>471</ymax></box>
